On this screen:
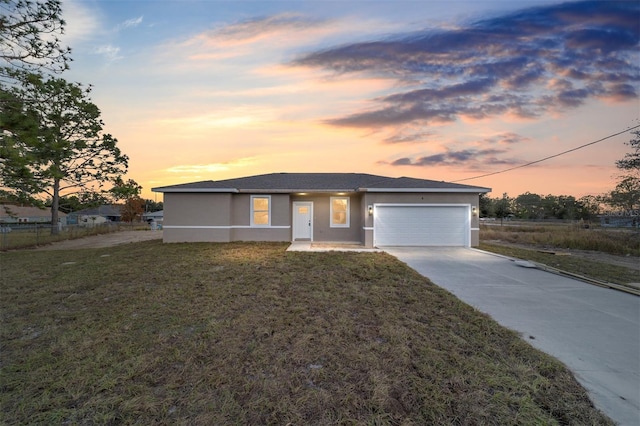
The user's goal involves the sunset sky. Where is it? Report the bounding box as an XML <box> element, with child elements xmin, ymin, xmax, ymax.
<box><xmin>59</xmin><ymin>0</ymin><xmax>639</xmax><ymax>200</ymax></box>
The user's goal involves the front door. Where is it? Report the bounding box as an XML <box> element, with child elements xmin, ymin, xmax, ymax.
<box><xmin>293</xmin><ymin>202</ymin><xmax>313</xmax><ymax>240</ymax></box>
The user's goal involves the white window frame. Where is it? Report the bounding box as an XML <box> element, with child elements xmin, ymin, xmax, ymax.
<box><xmin>330</xmin><ymin>196</ymin><xmax>350</xmax><ymax>228</ymax></box>
<box><xmin>250</xmin><ymin>195</ymin><xmax>271</xmax><ymax>227</ymax></box>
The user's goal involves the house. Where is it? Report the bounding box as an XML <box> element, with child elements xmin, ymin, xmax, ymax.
<box><xmin>599</xmin><ymin>214</ymin><xmax>639</xmax><ymax>228</ymax></box>
<box><xmin>67</xmin><ymin>205</ymin><xmax>122</xmax><ymax>226</ymax></box>
<box><xmin>142</xmin><ymin>210</ymin><xmax>164</xmax><ymax>223</ymax></box>
<box><xmin>152</xmin><ymin>173</ymin><xmax>491</xmax><ymax>247</ymax></box>
<box><xmin>0</xmin><ymin>204</ymin><xmax>67</xmax><ymax>226</ymax></box>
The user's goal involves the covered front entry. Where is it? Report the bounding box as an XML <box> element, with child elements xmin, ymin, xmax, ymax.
<box><xmin>292</xmin><ymin>202</ymin><xmax>313</xmax><ymax>241</ymax></box>
<box><xmin>373</xmin><ymin>204</ymin><xmax>469</xmax><ymax>247</ymax></box>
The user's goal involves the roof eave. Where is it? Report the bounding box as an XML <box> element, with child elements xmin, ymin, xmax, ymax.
<box><xmin>151</xmin><ymin>187</ymin><xmax>239</xmax><ymax>193</ymax></box>
<box><xmin>237</xmin><ymin>188</ymin><xmax>359</xmax><ymax>194</ymax></box>
<box><xmin>360</xmin><ymin>187</ymin><xmax>491</xmax><ymax>193</ymax></box>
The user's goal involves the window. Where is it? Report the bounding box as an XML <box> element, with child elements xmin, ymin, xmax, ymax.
<box><xmin>251</xmin><ymin>196</ymin><xmax>270</xmax><ymax>226</ymax></box>
<box><xmin>330</xmin><ymin>197</ymin><xmax>349</xmax><ymax>227</ymax></box>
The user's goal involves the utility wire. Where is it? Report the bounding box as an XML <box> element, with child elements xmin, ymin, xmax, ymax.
<box><xmin>452</xmin><ymin>124</ymin><xmax>640</xmax><ymax>183</ymax></box>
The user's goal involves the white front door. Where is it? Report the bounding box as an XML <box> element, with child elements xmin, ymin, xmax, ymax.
<box><xmin>293</xmin><ymin>202</ymin><xmax>313</xmax><ymax>240</ymax></box>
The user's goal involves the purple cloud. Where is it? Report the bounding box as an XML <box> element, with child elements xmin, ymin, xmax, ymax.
<box><xmin>293</xmin><ymin>1</ymin><xmax>639</xmax><ymax>130</ymax></box>
<box><xmin>386</xmin><ymin>148</ymin><xmax>520</xmax><ymax>168</ymax></box>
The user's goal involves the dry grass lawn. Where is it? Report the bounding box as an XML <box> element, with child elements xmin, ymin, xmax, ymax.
<box><xmin>480</xmin><ymin>224</ymin><xmax>639</xmax><ymax>285</ymax></box>
<box><xmin>0</xmin><ymin>241</ymin><xmax>613</xmax><ymax>425</ymax></box>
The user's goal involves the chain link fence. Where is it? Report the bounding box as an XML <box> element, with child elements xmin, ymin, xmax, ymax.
<box><xmin>0</xmin><ymin>222</ymin><xmax>143</xmax><ymax>251</ymax></box>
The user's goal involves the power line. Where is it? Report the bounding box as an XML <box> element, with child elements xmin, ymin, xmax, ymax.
<box><xmin>452</xmin><ymin>124</ymin><xmax>640</xmax><ymax>183</ymax></box>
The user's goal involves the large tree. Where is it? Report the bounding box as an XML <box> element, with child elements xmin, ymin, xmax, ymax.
<box><xmin>0</xmin><ymin>73</ymin><xmax>128</xmax><ymax>232</ymax></box>
<box><xmin>605</xmin><ymin>130</ymin><xmax>640</xmax><ymax>212</ymax></box>
<box><xmin>616</xmin><ymin>130</ymin><xmax>640</xmax><ymax>175</ymax></box>
<box><xmin>0</xmin><ymin>0</ymin><xmax>70</xmax><ymax>80</ymax></box>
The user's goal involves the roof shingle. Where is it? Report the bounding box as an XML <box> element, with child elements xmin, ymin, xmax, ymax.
<box><xmin>152</xmin><ymin>173</ymin><xmax>490</xmax><ymax>193</ymax></box>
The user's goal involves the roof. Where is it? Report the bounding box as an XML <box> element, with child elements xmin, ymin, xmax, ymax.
<box><xmin>0</xmin><ymin>204</ymin><xmax>67</xmax><ymax>218</ymax></box>
<box><xmin>142</xmin><ymin>210</ymin><xmax>164</xmax><ymax>218</ymax></box>
<box><xmin>152</xmin><ymin>173</ymin><xmax>491</xmax><ymax>194</ymax></box>
<box><xmin>70</xmin><ymin>205</ymin><xmax>122</xmax><ymax>217</ymax></box>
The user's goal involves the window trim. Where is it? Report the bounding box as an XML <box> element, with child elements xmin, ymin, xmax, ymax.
<box><xmin>330</xmin><ymin>196</ymin><xmax>350</xmax><ymax>228</ymax></box>
<box><xmin>250</xmin><ymin>195</ymin><xmax>271</xmax><ymax>227</ymax></box>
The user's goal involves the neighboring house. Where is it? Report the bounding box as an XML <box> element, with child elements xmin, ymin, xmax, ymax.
<box><xmin>0</xmin><ymin>204</ymin><xmax>67</xmax><ymax>226</ymax></box>
<box><xmin>152</xmin><ymin>173</ymin><xmax>491</xmax><ymax>247</ymax></box>
<box><xmin>67</xmin><ymin>205</ymin><xmax>122</xmax><ymax>226</ymax></box>
<box><xmin>142</xmin><ymin>210</ymin><xmax>164</xmax><ymax>223</ymax></box>
<box><xmin>599</xmin><ymin>215</ymin><xmax>638</xmax><ymax>228</ymax></box>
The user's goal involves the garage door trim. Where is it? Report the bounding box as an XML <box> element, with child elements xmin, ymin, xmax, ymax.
<box><xmin>373</xmin><ymin>203</ymin><xmax>471</xmax><ymax>247</ymax></box>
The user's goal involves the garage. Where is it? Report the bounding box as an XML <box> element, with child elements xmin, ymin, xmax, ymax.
<box><xmin>374</xmin><ymin>204</ymin><xmax>470</xmax><ymax>247</ymax></box>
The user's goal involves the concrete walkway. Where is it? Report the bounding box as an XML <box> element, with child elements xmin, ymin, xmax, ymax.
<box><xmin>384</xmin><ymin>247</ymin><xmax>640</xmax><ymax>426</ymax></box>
<box><xmin>287</xmin><ymin>242</ymin><xmax>382</xmax><ymax>252</ymax></box>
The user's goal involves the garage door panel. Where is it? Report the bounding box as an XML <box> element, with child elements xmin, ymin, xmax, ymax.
<box><xmin>374</xmin><ymin>205</ymin><xmax>468</xmax><ymax>246</ymax></box>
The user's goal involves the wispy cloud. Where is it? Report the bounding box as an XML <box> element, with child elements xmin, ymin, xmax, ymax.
<box><xmin>60</xmin><ymin>0</ymin><xmax>102</xmax><ymax>45</ymax></box>
<box><xmin>178</xmin><ymin>13</ymin><xmax>333</xmax><ymax>60</ymax></box>
<box><xmin>293</xmin><ymin>0</ymin><xmax>639</xmax><ymax>134</ymax></box>
<box><xmin>118</xmin><ymin>16</ymin><xmax>143</xmax><ymax>30</ymax></box>
<box><xmin>164</xmin><ymin>157</ymin><xmax>258</xmax><ymax>175</ymax></box>
<box><xmin>92</xmin><ymin>44</ymin><xmax>122</xmax><ymax>62</ymax></box>
<box><xmin>384</xmin><ymin>147</ymin><xmax>520</xmax><ymax>168</ymax></box>
<box><xmin>206</xmin><ymin>13</ymin><xmax>325</xmax><ymax>45</ymax></box>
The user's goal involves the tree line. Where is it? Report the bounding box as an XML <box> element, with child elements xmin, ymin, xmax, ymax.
<box><xmin>481</xmin><ymin>192</ymin><xmax>601</xmax><ymax>221</ymax></box>
<box><xmin>481</xmin><ymin>131</ymin><xmax>640</xmax><ymax>221</ymax></box>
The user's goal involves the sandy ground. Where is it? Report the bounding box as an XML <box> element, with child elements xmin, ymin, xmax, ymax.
<box><xmin>33</xmin><ymin>230</ymin><xmax>163</xmax><ymax>250</ymax></box>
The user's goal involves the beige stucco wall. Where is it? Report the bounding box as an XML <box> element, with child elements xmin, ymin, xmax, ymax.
<box><xmin>291</xmin><ymin>194</ymin><xmax>363</xmax><ymax>242</ymax></box>
<box><xmin>162</xmin><ymin>193</ymin><xmax>232</xmax><ymax>242</ymax></box>
<box><xmin>163</xmin><ymin>192</ymin><xmax>292</xmax><ymax>243</ymax></box>
<box><xmin>162</xmin><ymin>191</ymin><xmax>481</xmax><ymax>246</ymax></box>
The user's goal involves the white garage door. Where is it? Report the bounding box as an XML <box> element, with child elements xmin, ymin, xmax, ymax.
<box><xmin>374</xmin><ymin>205</ymin><xmax>469</xmax><ymax>246</ymax></box>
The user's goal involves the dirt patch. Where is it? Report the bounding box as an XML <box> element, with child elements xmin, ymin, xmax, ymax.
<box><xmin>33</xmin><ymin>230</ymin><xmax>163</xmax><ymax>250</ymax></box>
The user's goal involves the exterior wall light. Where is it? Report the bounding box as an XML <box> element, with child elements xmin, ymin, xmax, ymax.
<box><xmin>368</xmin><ymin>205</ymin><xmax>373</xmax><ymax>216</ymax></box>
<box><xmin>472</xmin><ymin>206</ymin><xmax>477</xmax><ymax>215</ymax></box>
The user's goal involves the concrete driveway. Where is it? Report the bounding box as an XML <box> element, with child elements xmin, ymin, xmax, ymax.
<box><xmin>384</xmin><ymin>247</ymin><xmax>640</xmax><ymax>426</ymax></box>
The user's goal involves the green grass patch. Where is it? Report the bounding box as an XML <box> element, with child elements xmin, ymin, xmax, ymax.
<box><xmin>0</xmin><ymin>241</ymin><xmax>613</xmax><ymax>424</ymax></box>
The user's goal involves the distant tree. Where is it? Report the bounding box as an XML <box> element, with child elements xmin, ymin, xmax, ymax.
<box><xmin>607</xmin><ymin>176</ymin><xmax>640</xmax><ymax>212</ymax></box>
<box><xmin>616</xmin><ymin>130</ymin><xmax>640</xmax><ymax>176</ymax></box>
<box><xmin>144</xmin><ymin>199</ymin><xmax>163</xmax><ymax>213</ymax></box>
<box><xmin>0</xmin><ymin>0</ymin><xmax>70</xmax><ymax>80</ymax></box>
<box><xmin>495</xmin><ymin>193</ymin><xmax>512</xmax><ymax>225</ymax></box>
<box><xmin>578</xmin><ymin>195</ymin><xmax>601</xmax><ymax>219</ymax></box>
<box><xmin>120</xmin><ymin>196</ymin><xmax>144</xmax><ymax>222</ymax></box>
<box><xmin>604</xmin><ymin>129</ymin><xmax>640</xmax><ymax>212</ymax></box>
<box><xmin>0</xmin><ymin>73</ymin><xmax>128</xmax><ymax>233</ymax></box>
<box><xmin>56</xmin><ymin>191</ymin><xmax>109</xmax><ymax>213</ymax></box>
<box><xmin>479</xmin><ymin>193</ymin><xmax>493</xmax><ymax>218</ymax></box>
<box><xmin>515</xmin><ymin>192</ymin><xmax>543</xmax><ymax>219</ymax></box>
<box><xmin>109</xmin><ymin>177</ymin><xmax>142</xmax><ymax>202</ymax></box>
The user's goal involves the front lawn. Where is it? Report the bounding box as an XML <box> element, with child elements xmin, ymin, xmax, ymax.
<box><xmin>0</xmin><ymin>241</ymin><xmax>612</xmax><ymax>424</ymax></box>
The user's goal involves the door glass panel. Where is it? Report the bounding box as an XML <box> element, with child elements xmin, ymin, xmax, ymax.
<box><xmin>298</xmin><ymin>207</ymin><xmax>308</xmax><ymax>214</ymax></box>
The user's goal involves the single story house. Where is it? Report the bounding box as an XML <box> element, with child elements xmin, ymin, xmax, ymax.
<box><xmin>599</xmin><ymin>215</ymin><xmax>638</xmax><ymax>228</ymax></box>
<box><xmin>0</xmin><ymin>204</ymin><xmax>67</xmax><ymax>226</ymax></box>
<box><xmin>142</xmin><ymin>210</ymin><xmax>164</xmax><ymax>223</ymax></box>
<box><xmin>67</xmin><ymin>205</ymin><xmax>122</xmax><ymax>225</ymax></box>
<box><xmin>152</xmin><ymin>173</ymin><xmax>491</xmax><ymax>247</ymax></box>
